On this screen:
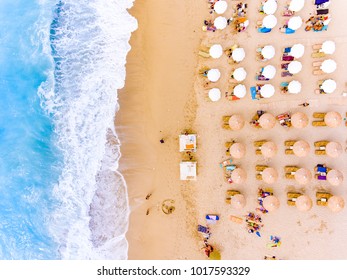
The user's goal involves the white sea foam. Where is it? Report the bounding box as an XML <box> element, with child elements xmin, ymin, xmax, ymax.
<box><xmin>38</xmin><ymin>0</ymin><xmax>137</xmax><ymax>259</ymax></box>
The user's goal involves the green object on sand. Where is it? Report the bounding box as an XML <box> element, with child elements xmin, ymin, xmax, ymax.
<box><xmin>209</xmin><ymin>250</ymin><xmax>221</xmax><ymax>260</ymax></box>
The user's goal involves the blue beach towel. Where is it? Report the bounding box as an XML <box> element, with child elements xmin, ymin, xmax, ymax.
<box><xmin>285</xmin><ymin>28</ymin><xmax>295</xmax><ymax>34</ymax></box>
<box><xmin>250</xmin><ymin>87</ymin><xmax>258</xmax><ymax>100</ymax></box>
<box><xmin>258</xmin><ymin>27</ymin><xmax>271</xmax><ymax>33</ymax></box>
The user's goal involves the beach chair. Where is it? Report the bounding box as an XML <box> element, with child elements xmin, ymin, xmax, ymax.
<box><xmin>312</xmin><ymin>121</ymin><xmax>326</xmax><ymax>126</ymax></box>
<box><xmin>313</xmin><ymin>69</ymin><xmax>324</xmax><ymax>75</ymax></box>
<box><xmin>285</xmin><ymin>173</ymin><xmax>295</xmax><ymax>179</ymax></box>
<box><xmin>284</xmin><ymin>140</ymin><xmax>296</xmax><ymax>147</ymax></box>
<box><xmin>281</xmin><ymin>71</ymin><xmax>293</xmax><ymax>77</ymax></box>
<box><xmin>255</xmin><ymin>165</ymin><xmax>267</xmax><ymax>172</ymax></box>
<box><xmin>284</xmin><ymin>166</ymin><xmax>299</xmax><ymax>173</ymax></box>
<box><xmin>250</xmin><ymin>86</ymin><xmax>258</xmax><ymax>100</ymax></box>
<box><xmin>226</xmin><ymin>189</ymin><xmax>241</xmax><ymax>197</ymax></box>
<box><xmin>312</xmin><ymin>44</ymin><xmax>322</xmax><ymax>50</ymax></box>
<box><xmin>285</xmin><ymin>149</ymin><xmax>294</xmax><ymax>155</ymax></box>
<box><xmin>256</xmin><ymin>174</ymin><xmax>262</xmax><ymax>180</ymax></box>
<box><xmin>313</xmin><ymin>112</ymin><xmax>326</xmax><ymax>119</ymax></box>
<box><xmin>283</xmin><ymin>47</ymin><xmax>291</xmax><ymax>54</ymax></box>
<box><xmin>253</xmin><ymin>140</ymin><xmax>266</xmax><ymax>147</ymax></box>
<box><xmin>229</xmin><ymin>215</ymin><xmax>243</xmax><ymax>224</ymax></box>
<box><xmin>219</xmin><ymin>159</ymin><xmax>233</xmax><ymax>168</ymax></box>
<box><xmin>222</xmin><ymin>123</ymin><xmax>231</xmax><ymax>130</ymax></box>
<box><xmin>197</xmin><ymin>225</ymin><xmax>210</xmax><ymax>239</ymax></box>
<box><xmin>316</xmin><ymin>192</ymin><xmax>332</xmax><ymax>206</ymax></box>
<box><xmin>314</xmin><ymin>140</ymin><xmax>329</xmax><ymax>147</ymax></box>
<box><xmin>311</xmin><ymin>51</ymin><xmax>326</xmax><ymax>58</ymax></box>
<box><xmin>225</xmin><ymin>141</ymin><xmax>236</xmax><ymax>148</ymax></box>
<box><xmin>198</xmin><ymin>50</ymin><xmax>210</xmax><ymax>58</ymax></box>
<box><xmin>222</xmin><ymin>116</ymin><xmax>231</xmax><ymax>123</ymax></box>
<box><xmin>315</xmin><ymin>174</ymin><xmax>327</xmax><ymax>180</ymax></box>
<box><xmin>255</xmin><ymin>149</ymin><xmax>262</xmax><ymax>155</ymax></box>
<box><xmin>206</xmin><ymin>214</ymin><xmax>220</xmax><ymax>224</ymax></box>
<box><xmin>313</xmin><ymin>61</ymin><xmax>322</xmax><ymax>67</ymax></box>
<box><xmin>315</xmin><ymin>150</ymin><xmax>327</xmax><ymax>155</ymax></box>
<box><xmin>287</xmin><ymin>192</ymin><xmax>302</xmax><ymax>206</ymax></box>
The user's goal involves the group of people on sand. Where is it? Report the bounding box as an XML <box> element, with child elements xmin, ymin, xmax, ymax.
<box><xmin>246</xmin><ymin>212</ymin><xmax>263</xmax><ymax>234</ymax></box>
<box><xmin>305</xmin><ymin>15</ymin><xmax>329</xmax><ymax>32</ymax></box>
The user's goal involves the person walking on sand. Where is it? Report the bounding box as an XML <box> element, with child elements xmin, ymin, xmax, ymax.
<box><xmin>145</xmin><ymin>193</ymin><xmax>152</xmax><ymax>200</ymax></box>
<box><xmin>160</xmin><ymin>138</ymin><xmax>165</xmax><ymax>143</ymax></box>
<box><xmin>298</xmin><ymin>102</ymin><xmax>309</xmax><ymax>107</ymax></box>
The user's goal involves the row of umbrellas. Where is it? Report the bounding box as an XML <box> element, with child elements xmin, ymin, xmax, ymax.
<box><xmin>261</xmin><ymin>15</ymin><xmax>303</xmax><ymax>30</ymax></box>
<box><xmin>228</xmin><ymin>140</ymin><xmax>343</xmax><ymax>159</ymax></box>
<box><xmin>261</xmin><ymin>0</ymin><xmax>305</xmax><ymax>14</ymax></box>
<box><xmin>230</xmin><ymin>166</ymin><xmax>343</xmax><ymax>186</ymax></box>
<box><xmin>230</xmin><ymin>193</ymin><xmax>344</xmax><ymax>213</ymax></box>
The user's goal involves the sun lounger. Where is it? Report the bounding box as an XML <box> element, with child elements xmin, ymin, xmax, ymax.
<box><xmin>255</xmin><ymin>149</ymin><xmax>262</xmax><ymax>155</ymax></box>
<box><xmin>315</xmin><ymin>174</ymin><xmax>327</xmax><ymax>180</ymax></box>
<box><xmin>284</xmin><ymin>140</ymin><xmax>296</xmax><ymax>147</ymax></box>
<box><xmin>312</xmin><ymin>121</ymin><xmax>326</xmax><ymax>126</ymax></box>
<box><xmin>225</xmin><ymin>165</ymin><xmax>237</xmax><ymax>171</ymax></box>
<box><xmin>219</xmin><ymin>159</ymin><xmax>233</xmax><ymax>168</ymax></box>
<box><xmin>284</xmin><ymin>166</ymin><xmax>299</xmax><ymax>172</ymax></box>
<box><xmin>250</xmin><ymin>86</ymin><xmax>259</xmax><ymax>100</ymax></box>
<box><xmin>281</xmin><ymin>71</ymin><xmax>292</xmax><ymax>77</ymax></box>
<box><xmin>287</xmin><ymin>192</ymin><xmax>302</xmax><ymax>206</ymax></box>
<box><xmin>312</xmin><ymin>44</ymin><xmax>322</xmax><ymax>50</ymax></box>
<box><xmin>313</xmin><ymin>25</ymin><xmax>328</xmax><ymax>32</ymax></box>
<box><xmin>222</xmin><ymin>116</ymin><xmax>231</xmax><ymax>123</ymax></box>
<box><xmin>311</xmin><ymin>52</ymin><xmax>326</xmax><ymax>58</ymax></box>
<box><xmin>255</xmin><ymin>165</ymin><xmax>267</xmax><ymax>172</ymax></box>
<box><xmin>282</xmin><ymin>55</ymin><xmax>294</xmax><ymax>61</ymax></box>
<box><xmin>285</xmin><ymin>173</ymin><xmax>295</xmax><ymax>179</ymax></box>
<box><xmin>313</xmin><ymin>112</ymin><xmax>326</xmax><ymax>119</ymax></box>
<box><xmin>225</xmin><ymin>141</ymin><xmax>235</xmax><ymax>148</ymax></box>
<box><xmin>315</xmin><ymin>150</ymin><xmax>326</xmax><ymax>155</ymax></box>
<box><xmin>229</xmin><ymin>215</ymin><xmax>243</xmax><ymax>224</ymax></box>
<box><xmin>197</xmin><ymin>225</ymin><xmax>209</xmax><ymax>234</ymax></box>
<box><xmin>198</xmin><ymin>50</ymin><xmax>210</xmax><ymax>58</ymax></box>
<box><xmin>283</xmin><ymin>47</ymin><xmax>291</xmax><ymax>53</ymax></box>
<box><xmin>285</xmin><ymin>149</ymin><xmax>294</xmax><ymax>155</ymax></box>
<box><xmin>280</xmin><ymin>27</ymin><xmax>295</xmax><ymax>34</ymax></box>
<box><xmin>282</xmin><ymin>10</ymin><xmax>294</xmax><ymax>17</ymax></box>
<box><xmin>206</xmin><ymin>214</ymin><xmax>219</xmax><ymax>224</ymax></box>
<box><xmin>316</xmin><ymin>192</ymin><xmax>332</xmax><ymax>206</ymax></box>
<box><xmin>313</xmin><ymin>69</ymin><xmax>324</xmax><ymax>75</ymax></box>
<box><xmin>222</xmin><ymin>123</ymin><xmax>231</xmax><ymax>130</ymax></box>
<box><xmin>313</xmin><ymin>61</ymin><xmax>322</xmax><ymax>67</ymax></box>
<box><xmin>253</xmin><ymin>140</ymin><xmax>266</xmax><ymax>147</ymax></box>
<box><xmin>314</xmin><ymin>141</ymin><xmax>329</xmax><ymax>147</ymax></box>
<box><xmin>258</xmin><ymin>27</ymin><xmax>272</xmax><ymax>33</ymax></box>
<box><xmin>316</xmin><ymin>9</ymin><xmax>329</xmax><ymax>15</ymax></box>
<box><xmin>226</xmin><ymin>190</ymin><xmax>241</xmax><ymax>196</ymax></box>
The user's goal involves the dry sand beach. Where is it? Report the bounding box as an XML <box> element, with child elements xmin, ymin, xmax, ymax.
<box><xmin>118</xmin><ymin>0</ymin><xmax>347</xmax><ymax>260</ymax></box>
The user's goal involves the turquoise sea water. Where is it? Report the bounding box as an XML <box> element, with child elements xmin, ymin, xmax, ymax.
<box><xmin>0</xmin><ymin>0</ymin><xmax>137</xmax><ymax>259</ymax></box>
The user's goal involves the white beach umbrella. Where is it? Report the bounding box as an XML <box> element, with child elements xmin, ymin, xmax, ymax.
<box><xmin>288</xmin><ymin>16</ymin><xmax>303</xmax><ymax>30</ymax></box>
<box><xmin>262</xmin><ymin>167</ymin><xmax>278</xmax><ymax>184</ymax></box>
<box><xmin>214</xmin><ymin>16</ymin><xmax>228</xmax><ymax>30</ymax></box>
<box><xmin>262</xmin><ymin>65</ymin><xmax>276</xmax><ymax>79</ymax></box>
<box><xmin>328</xmin><ymin>196</ymin><xmax>345</xmax><ymax>213</ymax></box>
<box><xmin>229</xmin><ymin>114</ymin><xmax>245</xmax><ymax>130</ymax></box>
<box><xmin>233</xmin><ymin>84</ymin><xmax>247</xmax><ymax>98</ymax></box>
<box><xmin>261</xmin><ymin>141</ymin><xmax>277</xmax><ymax>158</ymax></box>
<box><xmin>214</xmin><ymin>0</ymin><xmax>228</xmax><ymax>14</ymax></box>
<box><xmin>231</xmin><ymin>168</ymin><xmax>247</xmax><ymax>184</ymax></box>
<box><xmin>262</xmin><ymin>14</ymin><xmax>277</xmax><ymax>29</ymax></box>
<box><xmin>209</xmin><ymin>44</ymin><xmax>223</xmax><ymax>59</ymax></box>
<box><xmin>261</xmin><ymin>45</ymin><xmax>275</xmax><ymax>60</ymax></box>
<box><xmin>326</xmin><ymin>142</ymin><xmax>343</xmax><ymax>158</ymax></box>
<box><xmin>294</xmin><ymin>168</ymin><xmax>312</xmax><ymax>184</ymax></box>
<box><xmin>208</xmin><ymin>88</ymin><xmax>221</xmax><ymax>101</ymax></box>
<box><xmin>324</xmin><ymin>111</ymin><xmax>342</xmax><ymax>128</ymax></box>
<box><xmin>288</xmin><ymin>61</ymin><xmax>302</xmax><ymax>74</ymax></box>
<box><xmin>295</xmin><ymin>195</ymin><xmax>312</xmax><ymax>212</ymax></box>
<box><xmin>263</xmin><ymin>195</ymin><xmax>280</xmax><ymax>212</ymax></box>
<box><xmin>233</xmin><ymin>67</ymin><xmax>247</xmax><ymax>81</ymax></box>
<box><xmin>321</xmin><ymin>59</ymin><xmax>337</xmax><ymax>74</ymax></box>
<box><xmin>327</xmin><ymin>170</ymin><xmax>343</xmax><ymax>186</ymax></box>
<box><xmin>290</xmin><ymin>44</ymin><xmax>305</xmax><ymax>59</ymax></box>
<box><xmin>321</xmin><ymin>40</ymin><xmax>335</xmax><ymax>54</ymax></box>
<box><xmin>289</xmin><ymin>0</ymin><xmax>305</xmax><ymax>12</ymax></box>
<box><xmin>293</xmin><ymin>140</ymin><xmax>310</xmax><ymax>157</ymax></box>
<box><xmin>321</xmin><ymin>79</ymin><xmax>337</xmax><ymax>94</ymax></box>
<box><xmin>207</xmin><ymin>69</ymin><xmax>221</xmax><ymax>82</ymax></box>
<box><xmin>258</xmin><ymin>112</ymin><xmax>276</xmax><ymax>129</ymax></box>
<box><xmin>288</xmin><ymin>80</ymin><xmax>302</xmax><ymax>94</ymax></box>
<box><xmin>260</xmin><ymin>84</ymin><xmax>275</xmax><ymax>98</ymax></box>
<box><xmin>232</xmin><ymin>48</ymin><xmax>245</xmax><ymax>63</ymax></box>
<box><xmin>231</xmin><ymin>194</ymin><xmax>246</xmax><ymax>210</ymax></box>
<box><xmin>263</xmin><ymin>0</ymin><xmax>277</xmax><ymax>15</ymax></box>
<box><xmin>291</xmin><ymin>112</ymin><xmax>308</xmax><ymax>128</ymax></box>
<box><xmin>229</xmin><ymin>143</ymin><xmax>246</xmax><ymax>159</ymax></box>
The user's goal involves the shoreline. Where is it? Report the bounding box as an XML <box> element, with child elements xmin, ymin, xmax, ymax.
<box><xmin>116</xmin><ymin>0</ymin><xmax>206</xmax><ymax>259</ymax></box>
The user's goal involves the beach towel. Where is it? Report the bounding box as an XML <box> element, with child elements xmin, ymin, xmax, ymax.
<box><xmin>197</xmin><ymin>225</ymin><xmax>209</xmax><ymax>233</ymax></box>
<box><xmin>258</xmin><ymin>27</ymin><xmax>271</xmax><ymax>33</ymax></box>
<box><xmin>250</xmin><ymin>87</ymin><xmax>258</xmax><ymax>100</ymax></box>
<box><xmin>206</xmin><ymin>215</ymin><xmax>219</xmax><ymax>224</ymax></box>
<box><xmin>317</xmin><ymin>175</ymin><xmax>326</xmax><ymax>180</ymax></box>
<box><xmin>315</xmin><ymin>0</ymin><xmax>329</xmax><ymax>5</ymax></box>
<box><xmin>317</xmin><ymin>166</ymin><xmax>327</xmax><ymax>173</ymax></box>
<box><xmin>313</xmin><ymin>25</ymin><xmax>328</xmax><ymax>32</ymax></box>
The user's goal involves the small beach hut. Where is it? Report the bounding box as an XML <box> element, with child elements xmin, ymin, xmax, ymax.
<box><xmin>180</xmin><ymin>161</ymin><xmax>197</xmax><ymax>180</ymax></box>
<box><xmin>320</xmin><ymin>59</ymin><xmax>337</xmax><ymax>74</ymax></box>
<box><xmin>231</xmin><ymin>168</ymin><xmax>247</xmax><ymax>184</ymax></box>
<box><xmin>209</xmin><ymin>44</ymin><xmax>223</xmax><ymax>58</ymax></box>
<box><xmin>290</xmin><ymin>44</ymin><xmax>305</xmax><ymax>58</ymax></box>
<box><xmin>324</xmin><ymin>111</ymin><xmax>342</xmax><ymax>128</ymax></box>
<box><xmin>259</xmin><ymin>112</ymin><xmax>276</xmax><ymax>129</ymax></box>
<box><xmin>288</xmin><ymin>80</ymin><xmax>302</xmax><ymax>94</ymax></box>
<box><xmin>291</xmin><ymin>112</ymin><xmax>308</xmax><ymax>128</ymax></box>
<box><xmin>261</xmin><ymin>141</ymin><xmax>277</xmax><ymax>158</ymax></box>
<box><xmin>288</xmin><ymin>16</ymin><xmax>303</xmax><ymax>30</ymax></box>
<box><xmin>232</xmin><ymin>67</ymin><xmax>247</xmax><ymax>81</ymax></box>
<box><xmin>321</xmin><ymin>40</ymin><xmax>335</xmax><ymax>54</ymax></box>
<box><xmin>293</xmin><ymin>140</ymin><xmax>310</xmax><ymax>157</ymax></box>
<box><xmin>214</xmin><ymin>16</ymin><xmax>228</xmax><ymax>30</ymax></box>
<box><xmin>328</xmin><ymin>196</ymin><xmax>345</xmax><ymax>213</ymax></box>
<box><xmin>263</xmin><ymin>0</ymin><xmax>277</xmax><ymax>15</ymax></box>
<box><xmin>263</xmin><ymin>195</ymin><xmax>280</xmax><ymax>212</ymax></box>
<box><xmin>262</xmin><ymin>14</ymin><xmax>277</xmax><ymax>29</ymax></box>
<box><xmin>326</xmin><ymin>142</ymin><xmax>343</xmax><ymax>158</ymax></box>
<box><xmin>327</xmin><ymin>170</ymin><xmax>343</xmax><ymax>186</ymax></box>
<box><xmin>232</xmin><ymin>48</ymin><xmax>245</xmax><ymax>63</ymax></box>
<box><xmin>260</xmin><ymin>84</ymin><xmax>275</xmax><ymax>98</ymax></box>
<box><xmin>231</xmin><ymin>194</ymin><xmax>246</xmax><ymax>210</ymax></box>
<box><xmin>233</xmin><ymin>84</ymin><xmax>247</xmax><ymax>98</ymax></box>
<box><xmin>262</xmin><ymin>167</ymin><xmax>278</xmax><ymax>184</ymax></box>
<box><xmin>262</xmin><ymin>65</ymin><xmax>276</xmax><ymax>79</ymax></box>
<box><xmin>261</xmin><ymin>45</ymin><xmax>275</xmax><ymax>60</ymax></box>
<box><xmin>228</xmin><ymin>114</ymin><xmax>245</xmax><ymax>130</ymax></box>
<box><xmin>179</xmin><ymin>134</ymin><xmax>197</xmax><ymax>152</ymax></box>
<box><xmin>288</xmin><ymin>61</ymin><xmax>302</xmax><ymax>74</ymax></box>
<box><xmin>229</xmin><ymin>143</ymin><xmax>246</xmax><ymax>159</ymax></box>
<box><xmin>214</xmin><ymin>0</ymin><xmax>228</xmax><ymax>14</ymax></box>
<box><xmin>321</xmin><ymin>79</ymin><xmax>337</xmax><ymax>94</ymax></box>
<box><xmin>296</xmin><ymin>195</ymin><xmax>312</xmax><ymax>212</ymax></box>
<box><xmin>208</xmin><ymin>88</ymin><xmax>221</xmax><ymax>101</ymax></box>
<box><xmin>207</xmin><ymin>69</ymin><xmax>221</xmax><ymax>82</ymax></box>
<box><xmin>294</xmin><ymin>168</ymin><xmax>312</xmax><ymax>185</ymax></box>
